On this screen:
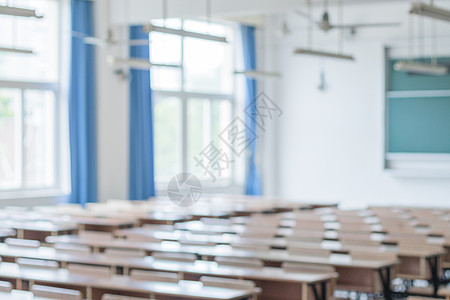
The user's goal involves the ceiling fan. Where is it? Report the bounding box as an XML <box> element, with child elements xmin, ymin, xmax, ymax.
<box><xmin>294</xmin><ymin>0</ymin><xmax>400</xmax><ymax>34</ymax></box>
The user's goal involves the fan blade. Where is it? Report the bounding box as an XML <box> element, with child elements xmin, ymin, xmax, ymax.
<box><xmin>294</xmin><ymin>9</ymin><xmax>318</xmax><ymax>23</ymax></box>
<box><xmin>332</xmin><ymin>22</ymin><xmax>401</xmax><ymax>29</ymax></box>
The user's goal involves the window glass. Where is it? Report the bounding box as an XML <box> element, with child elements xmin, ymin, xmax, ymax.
<box><xmin>151</xmin><ymin>66</ymin><xmax>182</xmax><ymax>91</ymax></box>
<box><xmin>0</xmin><ymin>89</ymin><xmax>21</xmax><ymax>189</ymax></box>
<box><xmin>183</xmin><ymin>37</ymin><xmax>233</xmax><ymax>94</ymax></box>
<box><xmin>154</xmin><ymin>96</ymin><xmax>182</xmax><ymax>181</ymax></box>
<box><xmin>23</xmin><ymin>90</ymin><xmax>55</xmax><ymax>187</ymax></box>
<box><xmin>187</xmin><ymin>98</ymin><xmax>232</xmax><ymax>179</ymax></box>
<box><xmin>150</xmin><ymin>32</ymin><xmax>182</xmax><ymax>65</ymax></box>
<box><xmin>0</xmin><ymin>0</ymin><xmax>58</xmax><ymax>82</ymax></box>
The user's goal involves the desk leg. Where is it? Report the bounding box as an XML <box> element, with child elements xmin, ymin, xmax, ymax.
<box><xmin>310</xmin><ymin>281</ymin><xmax>328</xmax><ymax>300</ymax></box>
<box><xmin>378</xmin><ymin>267</ymin><xmax>392</xmax><ymax>300</ymax></box>
<box><xmin>426</xmin><ymin>255</ymin><xmax>439</xmax><ymax>297</ymax></box>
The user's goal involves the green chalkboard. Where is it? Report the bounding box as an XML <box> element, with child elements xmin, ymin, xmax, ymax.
<box><xmin>388</xmin><ymin>97</ymin><xmax>450</xmax><ymax>153</ymax></box>
<box><xmin>387</xmin><ymin>57</ymin><xmax>450</xmax><ymax>153</ymax></box>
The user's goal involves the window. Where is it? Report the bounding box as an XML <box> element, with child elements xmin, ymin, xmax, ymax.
<box><xmin>151</xmin><ymin>19</ymin><xmax>243</xmax><ymax>186</ymax></box>
<box><xmin>0</xmin><ymin>0</ymin><xmax>66</xmax><ymax>195</ymax></box>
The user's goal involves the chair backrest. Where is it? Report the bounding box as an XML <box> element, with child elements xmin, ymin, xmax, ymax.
<box><xmin>54</xmin><ymin>243</ymin><xmax>91</xmax><ymax>255</ymax></box>
<box><xmin>287</xmin><ymin>246</ymin><xmax>331</xmax><ymax>258</ymax></box>
<box><xmin>104</xmin><ymin>248</ymin><xmax>146</xmax><ymax>259</ymax></box>
<box><xmin>79</xmin><ymin>231</ymin><xmax>113</xmax><ymax>241</ymax></box>
<box><xmin>282</xmin><ymin>261</ymin><xmax>335</xmax><ymax>273</ymax></box>
<box><xmin>215</xmin><ymin>256</ymin><xmax>264</xmax><ymax>268</ymax></box>
<box><xmin>102</xmin><ymin>294</ymin><xmax>156</xmax><ymax>300</ymax></box>
<box><xmin>231</xmin><ymin>242</ymin><xmax>270</xmax><ymax>252</ymax></box>
<box><xmin>340</xmin><ymin>239</ymin><xmax>381</xmax><ymax>248</ymax></box>
<box><xmin>17</xmin><ymin>258</ymin><xmax>59</xmax><ymax>270</ymax></box>
<box><xmin>178</xmin><ymin>240</ymin><xmax>216</xmax><ymax>247</ymax></box>
<box><xmin>31</xmin><ymin>284</ymin><xmax>82</xmax><ymax>300</ymax></box>
<box><xmin>142</xmin><ymin>224</ymin><xmax>174</xmax><ymax>231</ymax></box>
<box><xmin>126</xmin><ymin>234</ymin><xmax>161</xmax><ymax>243</ymax></box>
<box><xmin>67</xmin><ymin>263</ymin><xmax>111</xmax><ymax>278</ymax></box>
<box><xmin>200</xmin><ymin>218</ymin><xmax>233</xmax><ymax>226</ymax></box>
<box><xmin>200</xmin><ymin>276</ymin><xmax>255</xmax><ymax>290</ymax></box>
<box><xmin>5</xmin><ymin>238</ymin><xmax>40</xmax><ymax>248</ymax></box>
<box><xmin>151</xmin><ymin>251</ymin><xmax>197</xmax><ymax>263</ymax></box>
<box><xmin>130</xmin><ymin>269</ymin><xmax>179</xmax><ymax>283</ymax></box>
<box><xmin>0</xmin><ymin>281</ymin><xmax>12</xmax><ymax>293</ymax></box>
<box><xmin>350</xmin><ymin>250</ymin><xmax>397</xmax><ymax>261</ymax></box>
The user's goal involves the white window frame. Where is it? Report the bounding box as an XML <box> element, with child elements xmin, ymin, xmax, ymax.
<box><xmin>151</xmin><ymin>20</ymin><xmax>244</xmax><ymax>192</ymax></box>
<box><xmin>0</xmin><ymin>0</ymin><xmax>70</xmax><ymax>201</ymax></box>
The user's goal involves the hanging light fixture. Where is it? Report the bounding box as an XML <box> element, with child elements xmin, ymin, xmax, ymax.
<box><xmin>409</xmin><ymin>1</ymin><xmax>450</xmax><ymax>23</ymax></box>
<box><xmin>0</xmin><ymin>5</ymin><xmax>43</xmax><ymax>18</ymax></box>
<box><xmin>394</xmin><ymin>12</ymin><xmax>448</xmax><ymax>76</ymax></box>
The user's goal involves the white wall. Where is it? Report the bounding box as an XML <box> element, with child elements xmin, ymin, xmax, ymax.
<box><xmin>95</xmin><ymin>0</ymin><xmax>129</xmax><ymax>202</ymax></box>
<box><xmin>269</xmin><ymin>1</ymin><xmax>450</xmax><ymax>208</ymax></box>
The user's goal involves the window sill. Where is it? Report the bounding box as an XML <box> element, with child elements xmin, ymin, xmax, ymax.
<box><xmin>0</xmin><ymin>189</ymin><xmax>69</xmax><ymax>206</ymax></box>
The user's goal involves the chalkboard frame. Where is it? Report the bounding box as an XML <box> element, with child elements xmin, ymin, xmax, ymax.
<box><xmin>383</xmin><ymin>47</ymin><xmax>450</xmax><ymax>177</ymax></box>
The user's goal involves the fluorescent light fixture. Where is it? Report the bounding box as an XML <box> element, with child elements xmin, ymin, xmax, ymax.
<box><xmin>394</xmin><ymin>61</ymin><xmax>448</xmax><ymax>76</ymax></box>
<box><xmin>106</xmin><ymin>56</ymin><xmax>180</xmax><ymax>70</ymax></box>
<box><xmin>142</xmin><ymin>24</ymin><xmax>227</xmax><ymax>43</ymax></box>
<box><xmin>410</xmin><ymin>2</ymin><xmax>450</xmax><ymax>22</ymax></box>
<box><xmin>0</xmin><ymin>46</ymin><xmax>33</xmax><ymax>54</ymax></box>
<box><xmin>0</xmin><ymin>5</ymin><xmax>43</xmax><ymax>18</ymax></box>
<box><xmin>234</xmin><ymin>70</ymin><xmax>281</xmax><ymax>79</ymax></box>
<box><xmin>294</xmin><ymin>48</ymin><xmax>354</xmax><ymax>61</ymax></box>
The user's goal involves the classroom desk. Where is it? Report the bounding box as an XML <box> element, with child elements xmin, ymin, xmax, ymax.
<box><xmin>0</xmin><ymin>290</ymin><xmax>56</xmax><ymax>300</ymax></box>
<box><xmin>0</xmin><ymin>246</ymin><xmax>338</xmax><ymax>300</ymax></box>
<box><xmin>0</xmin><ymin>229</ymin><xmax>16</xmax><ymax>242</ymax></box>
<box><xmin>136</xmin><ymin>213</ymin><xmax>194</xmax><ymax>225</ymax></box>
<box><xmin>4</xmin><ymin>222</ymin><xmax>78</xmax><ymax>242</ymax></box>
<box><xmin>0</xmin><ymin>262</ymin><xmax>259</xmax><ymax>300</ymax></box>
<box><xmin>45</xmin><ymin>236</ymin><xmax>398</xmax><ymax>299</ymax></box>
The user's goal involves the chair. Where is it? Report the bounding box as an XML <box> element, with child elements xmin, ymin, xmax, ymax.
<box><xmin>200</xmin><ymin>276</ymin><xmax>255</xmax><ymax>290</ymax></box>
<box><xmin>215</xmin><ymin>256</ymin><xmax>263</xmax><ymax>268</ymax></box>
<box><xmin>17</xmin><ymin>258</ymin><xmax>59</xmax><ymax>270</ymax></box>
<box><xmin>104</xmin><ymin>248</ymin><xmax>146</xmax><ymax>258</ymax></box>
<box><xmin>282</xmin><ymin>261</ymin><xmax>335</xmax><ymax>273</ymax></box>
<box><xmin>54</xmin><ymin>243</ymin><xmax>91</xmax><ymax>255</ymax></box>
<box><xmin>0</xmin><ymin>281</ymin><xmax>12</xmax><ymax>293</ymax></box>
<box><xmin>31</xmin><ymin>284</ymin><xmax>82</xmax><ymax>300</ymax></box>
<box><xmin>287</xmin><ymin>246</ymin><xmax>331</xmax><ymax>258</ymax></box>
<box><xmin>67</xmin><ymin>263</ymin><xmax>111</xmax><ymax>278</ymax></box>
<box><xmin>5</xmin><ymin>238</ymin><xmax>40</xmax><ymax>248</ymax></box>
<box><xmin>130</xmin><ymin>269</ymin><xmax>179</xmax><ymax>283</ymax></box>
<box><xmin>126</xmin><ymin>234</ymin><xmax>161</xmax><ymax>243</ymax></box>
<box><xmin>200</xmin><ymin>218</ymin><xmax>233</xmax><ymax>226</ymax></box>
<box><xmin>349</xmin><ymin>250</ymin><xmax>397</xmax><ymax>261</ymax></box>
<box><xmin>151</xmin><ymin>251</ymin><xmax>197</xmax><ymax>262</ymax></box>
<box><xmin>79</xmin><ymin>231</ymin><xmax>113</xmax><ymax>241</ymax></box>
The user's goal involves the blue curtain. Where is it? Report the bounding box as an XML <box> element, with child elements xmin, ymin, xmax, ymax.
<box><xmin>129</xmin><ymin>26</ymin><xmax>156</xmax><ymax>200</ymax></box>
<box><xmin>68</xmin><ymin>0</ymin><xmax>97</xmax><ymax>205</ymax></box>
<box><xmin>240</xmin><ymin>24</ymin><xmax>262</xmax><ymax>195</ymax></box>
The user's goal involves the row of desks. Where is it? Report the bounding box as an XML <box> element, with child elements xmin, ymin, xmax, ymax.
<box><xmin>45</xmin><ymin>235</ymin><xmax>398</xmax><ymax>299</ymax></box>
<box><xmin>0</xmin><ymin>244</ymin><xmax>337</xmax><ymax>300</ymax></box>
<box><xmin>0</xmin><ymin>262</ymin><xmax>257</xmax><ymax>300</ymax></box>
